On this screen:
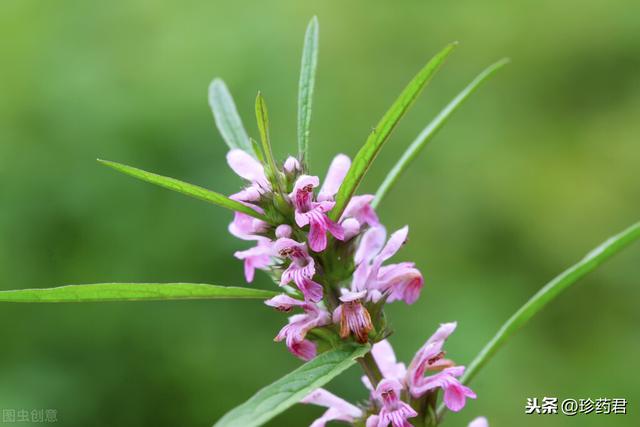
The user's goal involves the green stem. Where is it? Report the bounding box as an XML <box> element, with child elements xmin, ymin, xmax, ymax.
<box><xmin>358</xmin><ymin>350</ymin><xmax>383</xmax><ymax>388</ymax></box>
<box><xmin>437</xmin><ymin>221</ymin><xmax>640</xmax><ymax>422</ymax></box>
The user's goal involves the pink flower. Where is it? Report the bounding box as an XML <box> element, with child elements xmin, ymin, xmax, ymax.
<box><xmin>233</xmin><ymin>240</ymin><xmax>273</xmax><ymax>283</ymax></box>
<box><xmin>468</xmin><ymin>417</ymin><xmax>489</xmax><ymax>427</ymax></box>
<box><xmin>228</xmin><ymin>211</ymin><xmax>269</xmax><ymax>240</ymax></box>
<box><xmin>264</xmin><ymin>294</ymin><xmax>308</xmax><ymax>312</ymax></box>
<box><xmin>290</xmin><ymin>154</ymin><xmax>350</xmax><ymax>251</ymax></box>
<box><xmin>301</xmin><ymin>389</ymin><xmax>363</xmax><ymax>427</ymax></box>
<box><xmin>333</xmin><ymin>290</ymin><xmax>373</xmax><ymax>343</ymax></box>
<box><xmin>283</xmin><ymin>156</ymin><xmax>301</xmax><ymax>174</ymax></box>
<box><xmin>274</xmin><ymin>238</ymin><xmax>323</xmax><ymax>302</ymax></box>
<box><xmin>407</xmin><ymin>323</ymin><xmax>476</xmax><ymax>412</ymax></box>
<box><xmin>377</xmin><ymin>262</ymin><xmax>424</xmax><ymax>305</ymax></box>
<box><xmin>412</xmin><ymin>366</ymin><xmax>476</xmax><ymax>412</ymax></box>
<box><xmin>274</xmin><ymin>304</ymin><xmax>329</xmax><ymax>360</ymax></box>
<box><xmin>369</xmin><ymin>378</ymin><xmax>417</xmax><ymax>427</ymax></box>
<box><xmin>342</xmin><ymin>194</ymin><xmax>380</xmax><ymax>226</ymax></box>
<box><xmin>227</xmin><ymin>149</ymin><xmax>270</xmax><ymax>198</ymax></box>
<box><xmin>341</xmin><ymin>218</ymin><xmax>361</xmax><ymax>241</ymax></box>
<box><xmin>352</xmin><ymin>226</ymin><xmax>424</xmax><ymax>305</ymax></box>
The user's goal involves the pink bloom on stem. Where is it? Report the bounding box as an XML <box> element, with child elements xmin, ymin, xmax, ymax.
<box><xmin>283</xmin><ymin>156</ymin><xmax>301</xmax><ymax>174</ymax></box>
<box><xmin>353</xmin><ymin>225</ymin><xmax>424</xmax><ymax>305</ymax></box>
<box><xmin>228</xmin><ymin>211</ymin><xmax>269</xmax><ymax>240</ymax></box>
<box><xmin>233</xmin><ymin>240</ymin><xmax>272</xmax><ymax>282</ymax></box>
<box><xmin>342</xmin><ymin>194</ymin><xmax>380</xmax><ymax>227</ymax></box>
<box><xmin>264</xmin><ymin>294</ymin><xmax>308</xmax><ymax>312</ymax></box>
<box><xmin>318</xmin><ymin>154</ymin><xmax>351</xmax><ymax>202</ymax></box>
<box><xmin>290</xmin><ymin>154</ymin><xmax>350</xmax><ymax>252</ymax></box>
<box><xmin>468</xmin><ymin>417</ymin><xmax>489</xmax><ymax>427</ymax></box>
<box><xmin>407</xmin><ymin>322</ymin><xmax>476</xmax><ymax>412</ymax></box>
<box><xmin>333</xmin><ymin>290</ymin><xmax>373</xmax><ymax>343</ymax></box>
<box><xmin>275</xmin><ymin>224</ymin><xmax>292</xmax><ymax>238</ymax></box>
<box><xmin>377</xmin><ymin>262</ymin><xmax>424</xmax><ymax>305</ymax></box>
<box><xmin>227</xmin><ymin>149</ymin><xmax>270</xmax><ymax>194</ymax></box>
<box><xmin>274</xmin><ymin>238</ymin><xmax>323</xmax><ymax>302</ymax></box>
<box><xmin>413</xmin><ymin>366</ymin><xmax>476</xmax><ymax>412</ymax></box>
<box><xmin>301</xmin><ymin>388</ymin><xmax>363</xmax><ymax>427</ymax></box>
<box><xmin>369</xmin><ymin>378</ymin><xmax>417</xmax><ymax>427</ymax></box>
<box><xmin>341</xmin><ymin>218</ymin><xmax>361</xmax><ymax>241</ymax></box>
<box><xmin>274</xmin><ymin>304</ymin><xmax>329</xmax><ymax>361</ymax></box>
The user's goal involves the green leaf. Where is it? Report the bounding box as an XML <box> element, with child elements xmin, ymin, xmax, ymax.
<box><xmin>255</xmin><ymin>92</ymin><xmax>284</xmax><ymax>193</ymax></box>
<box><xmin>209</xmin><ymin>79</ymin><xmax>255</xmax><ymax>155</ymax></box>
<box><xmin>98</xmin><ymin>159</ymin><xmax>267</xmax><ymax>221</ymax></box>
<box><xmin>0</xmin><ymin>283</ymin><xmax>280</xmax><ymax>303</ymax></box>
<box><xmin>372</xmin><ymin>58</ymin><xmax>510</xmax><ymax>208</ymax></box>
<box><xmin>297</xmin><ymin>16</ymin><xmax>319</xmax><ymax>166</ymax></box>
<box><xmin>330</xmin><ymin>42</ymin><xmax>458</xmax><ymax>221</ymax></box>
<box><xmin>437</xmin><ymin>221</ymin><xmax>640</xmax><ymax>419</ymax></box>
<box><xmin>214</xmin><ymin>343</ymin><xmax>371</xmax><ymax>427</ymax></box>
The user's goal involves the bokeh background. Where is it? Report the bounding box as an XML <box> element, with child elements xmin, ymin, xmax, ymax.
<box><xmin>1</xmin><ymin>1</ymin><xmax>638</xmax><ymax>426</ymax></box>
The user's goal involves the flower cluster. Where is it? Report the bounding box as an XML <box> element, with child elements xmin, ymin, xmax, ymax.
<box><xmin>227</xmin><ymin>151</ymin><xmax>423</xmax><ymax>359</ymax></box>
<box><xmin>224</xmin><ymin>148</ymin><xmax>482</xmax><ymax>425</ymax></box>
<box><xmin>303</xmin><ymin>323</ymin><xmax>482</xmax><ymax>426</ymax></box>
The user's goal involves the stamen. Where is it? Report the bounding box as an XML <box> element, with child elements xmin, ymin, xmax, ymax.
<box><xmin>427</xmin><ymin>351</ymin><xmax>446</xmax><ymax>366</ymax></box>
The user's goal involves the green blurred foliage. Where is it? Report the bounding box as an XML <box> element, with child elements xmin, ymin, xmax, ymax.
<box><xmin>1</xmin><ymin>0</ymin><xmax>639</xmax><ymax>426</ymax></box>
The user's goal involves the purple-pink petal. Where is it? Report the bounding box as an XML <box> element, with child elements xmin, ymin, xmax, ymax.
<box><xmin>355</xmin><ymin>226</ymin><xmax>387</xmax><ymax>265</ymax></box>
<box><xmin>226</xmin><ymin>149</ymin><xmax>269</xmax><ymax>189</ymax></box>
<box><xmin>233</xmin><ymin>241</ymin><xmax>272</xmax><ymax>283</ymax></box>
<box><xmin>264</xmin><ymin>294</ymin><xmax>307</xmax><ymax>311</ymax></box>
<box><xmin>342</xmin><ymin>194</ymin><xmax>379</xmax><ymax>226</ymax></box>
<box><xmin>318</xmin><ymin>154</ymin><xmax>350</xmax><ymax>202</ymax></box>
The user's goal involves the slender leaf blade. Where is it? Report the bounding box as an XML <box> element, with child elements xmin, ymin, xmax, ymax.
<box><xmin>214</xmin><ymin>343</ymin><xmax>371</xmax><ymax>427</ymax></box>
<box><xmin>437</xmin><ymin>221</ymin><xmax>640</xmax><ymax>419</ymax></box>
<box><xmin>330</xmin><ymin>42</ymin><xmax>458</xmax><ymax>221</ymax></box>
<box><xmin>372</xmin><ymin>58</ymin><xmax>510</xmax><ymax>208</ymax></box>
<box><xmin>297</xmin><ymin>16</ymin><xmax>319</xmax><ymax>165</ymax></box>
<box><xmin>0</xmin><ymin>283</ymin><xmax>280</xmax><ymax>303</ymax></box>
<box><xmin>255</xmin><ymin>92</ymin><xmax>285</xmax><ymax>194</ymax></box>
<box><xmin>98</xmin><ymin>159</ymin><xmax>267</xmax><ymax>221</ymax></box>
<box><xmin>209</xmin><ymin>79</ymin><xmax>255</xmax><ymax>155</ymax></box>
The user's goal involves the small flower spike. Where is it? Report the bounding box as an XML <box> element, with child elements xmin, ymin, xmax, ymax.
<box><xmin>369</xmin><ymin>378</ymin><xmax>417</xmax><ymax>427</ymax></box>
<box><xmin>301</xmin><ymin>389</ymin><xmax>363</xmax><ymax>427</ymax></box>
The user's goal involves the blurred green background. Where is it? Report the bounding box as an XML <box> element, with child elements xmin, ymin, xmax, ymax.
<box><xmin>1</xmin><ymin>0</ymin><xmax>638</xmax><ymax>426</ymax></box>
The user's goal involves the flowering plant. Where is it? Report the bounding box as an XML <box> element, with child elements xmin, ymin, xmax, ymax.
<box><xmin>1</xmin><ymin>17</ymin><xmax>638</xmax><ymax>427</ymax></box>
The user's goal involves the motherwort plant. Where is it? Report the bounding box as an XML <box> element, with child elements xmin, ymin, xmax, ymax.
<box><xmin>1</xmin><ymin>17</ymin><xmax>638</xmax><ymax>427</ymax></box>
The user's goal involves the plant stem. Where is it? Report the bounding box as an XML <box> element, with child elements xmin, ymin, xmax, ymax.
<box><xmin>358</xmin><ymin>350</ymin><xmax>383</xmax><ymax>388</ymax></box>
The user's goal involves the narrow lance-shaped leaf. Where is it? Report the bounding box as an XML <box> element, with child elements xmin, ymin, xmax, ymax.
<box><xmin>255</xmin><ymin>92</ymin><xmax>285</xmax><ymax>194</ymax></box>
<box><xmin>372</xmin><ymin>58</ymin><xmax>510</xmax><ymax>208</ymax></box>
<box><xmin>209</xmin><ymin>79</ymin><xmax>255</xmax><ymax>155</ymax></box>
<box><xmin>297</xmin><ymin>16</ymin><xmax>319</xmax><ymax>166</ymax></box>
<box><xmin>98</xmin><ymin>159</ymin><xmax>267</xmax><ymax>221</ymax></box>
<box><xmin>0</xmin><ymin>283</ymin><xmax>280</xmax><ymax>303</ymax></box>
<box><xmin>437</xmin><ymin>220</ymin><xmax>640</xmax><ymax>418</ymax></box>
<box><xmin>330</xmin><ymin>42</ymin><xmax>458</xmax><ymax>221</ymax></box>
<box><xmin>214</xmin><ymin>343</ymin><xmax>371</xmax><ymax>427</ymax></box>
